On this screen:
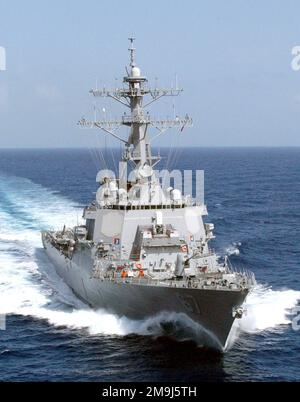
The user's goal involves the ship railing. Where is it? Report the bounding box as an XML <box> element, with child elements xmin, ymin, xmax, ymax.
<box><xmin>96</xmin><ymin>203</ymin><xmax>186</xmax><ymax>210</ymax></box>
<box><xmin>226</xmin><ymin>258</ymin><xmax>256</xmax><ymax>286</ymax></box>
<box><xmin>99</xmin><ymin>272</ymin><xmax>252</xmax><ymax>291</ymax></box>
<box><xmin>85</xmin><ymin>198</ymin><xmax>203</xmax><ymax>211</ymax></box>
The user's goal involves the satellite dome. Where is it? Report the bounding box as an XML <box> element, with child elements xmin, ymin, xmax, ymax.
<box><xmin>132</xmin><ymin>66</ymin><xmax>141</xmax><ymax>77</ymax></box>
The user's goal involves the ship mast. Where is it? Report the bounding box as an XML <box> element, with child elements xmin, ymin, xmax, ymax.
<box><xmin>78</xmin><ymin>38</ymin><xmax>193</xmax><ymax>172</ymax></box>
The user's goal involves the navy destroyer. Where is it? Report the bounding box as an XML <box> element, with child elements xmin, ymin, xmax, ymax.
<box><xmin>42</xmin><ymin>38</ymin><xmax>255</xmax><ymax>349</ymax></box>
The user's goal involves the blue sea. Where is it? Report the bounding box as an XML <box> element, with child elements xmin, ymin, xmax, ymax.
<box><xmin>0</xmin><ymin>147</ymin><xmax>299</xmax><ymax>381</ymax></box>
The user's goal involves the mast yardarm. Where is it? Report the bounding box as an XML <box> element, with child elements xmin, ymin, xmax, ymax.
<box><xmin>78</xmin><ymin>39</ymin><xmax>193</xmax><ymax>170</ymax></box>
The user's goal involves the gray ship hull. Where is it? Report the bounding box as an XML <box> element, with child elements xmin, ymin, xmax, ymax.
<box><xmin>42</xmin><ymin>237</ymin><xmax>247</xmax><ymax>350</ymax></box>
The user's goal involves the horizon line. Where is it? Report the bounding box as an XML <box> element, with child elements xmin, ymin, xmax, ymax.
<box><xmin>1</xmin><ymin>145</ymin><xmax>300</xmax><ymax>150</ymax></box>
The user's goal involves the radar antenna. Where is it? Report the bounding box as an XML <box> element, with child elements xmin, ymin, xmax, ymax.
<box><xmin>78</xmin><ymin>38</ymin><xmax>193</xmax><ymax>168</ymax></box>
<box><xmin>128</xmin><ymin>36</ymin><xmax>136</xmax><ymax>68</ymax></box>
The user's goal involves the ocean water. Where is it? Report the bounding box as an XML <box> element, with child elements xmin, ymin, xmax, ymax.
<box><xmin>0</xmin><ymin>147</ymin><xmax>299</xmax><ymax>381</ymax></box>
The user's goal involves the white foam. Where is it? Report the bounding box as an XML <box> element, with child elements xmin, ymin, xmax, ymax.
<box><xmin>225</xmin><ymin>241</ymin><xmax>241</xmax><ymax>256</ymax></box>
<box><xmin>226</xmin><ymin>284</ymin><xmax>300</xmax><ymax>349</ymax></box>
<box><xmin>240</xmin><ymin>284</ymin><xmax>300</xmax><ymax>332</ymax></box>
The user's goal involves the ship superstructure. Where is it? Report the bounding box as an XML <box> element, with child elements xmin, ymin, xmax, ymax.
<box><xmin>42</xmin><ymin>39</ymin><xmax>255</xmax><ymax>350</ymax></box>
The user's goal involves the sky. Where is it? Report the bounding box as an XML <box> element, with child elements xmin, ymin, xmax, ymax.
<box><xmin>0</xmin><ymin>0</ymin><xmax>300</xmax><ymax>148</ymax></box>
